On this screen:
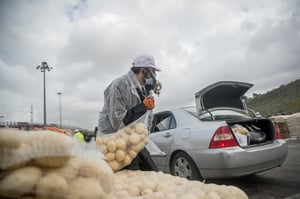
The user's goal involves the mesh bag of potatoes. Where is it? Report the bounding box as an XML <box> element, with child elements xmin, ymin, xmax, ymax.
<box><xmin>112</xmin><ymin>170</ymin><xmax>248</xmax><ymax>199</ymax></box>
<box><xmin>0</xmin><ymin>129</ymin><xmax>80</xmax><ymax>170</ymax></box>
<box><xmin>0</xmin><ymin>128</ymin><xmax>114</xmax><ymax>199</ymax></box>
<box><xmin>96</xmin><ymin>113</ymin><xmax>150</xmax><ymax>172</ymax></box>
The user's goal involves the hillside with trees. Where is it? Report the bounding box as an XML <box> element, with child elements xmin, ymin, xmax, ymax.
<box><xmin>245</xmin><ymin>79</ymin><xmax>300</xmax><ymax>117</ymax></box>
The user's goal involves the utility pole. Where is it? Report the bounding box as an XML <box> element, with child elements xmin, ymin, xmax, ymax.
<box><xmin>57</xmin><ymin>92</ymin><xmax>62</xmax><ymax>128</ymax></box>
<box><xmin>0</xmin><ymin>115</ymin><xmax>4</xmax><ymax>123</ymax></box>
<box><xmin>31</xmin><ymin>105</ymin><xmax>33</xmax><ymax>123</ymax></box>
<box><xmin>36</xmin><ymin>62</ymin><xmax>53</xmax><ymax>126</ymax></box>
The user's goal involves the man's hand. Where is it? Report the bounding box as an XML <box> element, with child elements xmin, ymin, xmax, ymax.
<box><xmin>143</xmin><ymin>96</ymin><xmax>155</xmax><ymax>110</ymax></box>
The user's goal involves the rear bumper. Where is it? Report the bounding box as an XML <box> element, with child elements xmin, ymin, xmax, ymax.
<box><xmin>193</xmin><ymin>140</ymin><xmax>288</xmax><ymax>179</ymax></box>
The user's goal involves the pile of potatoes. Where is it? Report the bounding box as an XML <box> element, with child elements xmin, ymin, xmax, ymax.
<box><xmin>0</xmin><ymin>128</ymin><xmax>249</xmax><ymax>199</ymax></box>
<box><xmin>113</xmin><ymin>170</ymin><xmax>248</xmax><ymax>199</ymax></box>
<box><xmin>96</xmin><ymin>122</ymin><xmax>149</xmax><ymax>172</ymax></box>
<box><xmin>0</xmin><ymin>129</ymin><xmax>114</xmax><ymax>199</ymax></box>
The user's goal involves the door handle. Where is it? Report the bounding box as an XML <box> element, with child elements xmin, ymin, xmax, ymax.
<box><xmin>163</xmin><ymin>132</ymin><xmax>172</xmax><ymax>138</ymax></box>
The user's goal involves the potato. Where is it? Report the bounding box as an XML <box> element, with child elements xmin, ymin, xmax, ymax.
<box><xmin>135</xmin><ymin>122</ymin><xmax>145</xmax><ymax>134</ymax></box>
<box><xmin>206</xmin><ymin>192</ymin><xmax>221</xmax><ymax>199</ymax></box>
<box><xmin>107</xmin><ymin>140</ymin><xmax>117</xmax><ymax>152</ymax></box>
<box><xmin>67</xmin><ymin>177</ymin><xmax>104</xmax><ymax>199</ymax></box>
<box><xmin>115</xmin><ymin>190</ymin><xmax>129</xmax><ymax>197</ymax></box>
<box><xmin>187</xmin><ymin>187</ymin><xmax>206</xmax><ymax>198</ymax></box>
<box><xmin>97</xmin><ymin>137</ymin><xmax>109</xmax><ymax>145</ymax></box>
<box><xmin>0</xmin><ymin>144</ymin><xmax>31</xmax><ymax>170</ymax></box>
<box><xmin>0</xmin><ymin>129</ymin><xmax>22</xmax><ymax>148</ymax></box>
<box><xmin>129</xmin><ymin>133</ymin><xmax>141</xmax><ymax>145</ymax></box>
<box><xmin>123</xmin><ymin>155</ymin><xmax>132</xmax><ymax>165</ymax></box>
<box><xmin>128</xmin><ymin>150</ymin><xmax>137</xmax><ymax>159</ymax></box>
<box><xmin>130</xmin><ymin>142</ymin><xmax>144</xmax><ymax>152</ymax></box>
<box><xmin>48</xmin><ymin>158</ymin><xmax>80</xmax><ymax>182</ymax></box>
<box><xmin>120</xmin><ymin>133</ymin><xmax>130</xmax><ymax>141</ymax></box>
<box><xmin>128</xmin><ymin>186</ymin><xmax>140</xmax><ymax>196</ymax></box>
<box><xmin>78</xmin><ymin>159</ymin><xmax>113</xmax><ymax>193</ymax></box>
<box><xmin>139</xmin><ymin>181</ymin><xmax>156</xmax><ymax>191</ymax></box>
<box><xmin>115</xmin><ymin>149</ymin><xmax>125</xmax><ymax>162</ymax></box>
<box><xmin>141</xmin><ymin>188</ymin><xmax>153</xmax><ymax>195</ymax></box>
<box><xmin>101</xmin><ymin>145</ymin><xmax>108</xmax><ymax>154</ymax></box>
<box><xmin>152</xmin><ymin>192</ymin><xmax>165</xmax><ymax>199</ymax></box>
<box><xmin>123</xmin><ymin>127</ymin><xmax>131</xmax><ymax>134</ymax></box>
<box><xmin>106</xmin><ymin>152</ymin><xmax>116</xmax><ymax>161</ymax></box>
<box><xmin>114</xmin><ymin>183</ymin><xmax>127</xmax><ymax>192</ymax></box>
<box><xmin>226</xmin><ymin>185</ymin><xmax>248</xmax><ymax>199</ymax></box>
<box><xmin>156</xmin><ymin>182</ymin><xmax>169</xmax><ymax>192</ymax></box>
<box><xmin>0</xmin><ymin>166</ymin><xmax>42</xmax><ymax>198</ymax></box>
<box><xmin>166</xmin><ymin>193</ymin><xmax>177</xmax><ymax>199</ymax></box>
<box><xmin>116</xmin><ymin>138</ymin><xmax>126</xmax><ymax>150</ymax></box>
<box><xmin>34</xmin><ymin>156</ymin><xmax>70</xmax><ymax>168</ymax></box>
<box><xmin>178</xmin><ymin>194</ymin><xmax>198</xmax><ymax>199</ymax></box>
<box><xmin>36</xmin><ymin>173</ymin><xmax>68</xmax><ymax>199</ymax></box>
<box><xmin>96</xmin><ymin>137</ymin><xmax>104</xmax><ymax>145</ymax></box>
<box><xmin>108</xmin><ymin>160</ymin><xmax>120</xmax><ymax>172</ymax></box>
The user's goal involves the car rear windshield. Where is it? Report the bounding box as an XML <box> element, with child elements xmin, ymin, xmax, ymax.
<box><xmin>183</xmin><ymin>107</ymin><xmax>251</xmax><ymax>121</ymax></box>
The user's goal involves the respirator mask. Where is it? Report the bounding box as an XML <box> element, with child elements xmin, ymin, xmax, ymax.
<box><xmin>143</xmin><ymin>68</ymin><xmax>162</xmax><ymax>96</ymax></box>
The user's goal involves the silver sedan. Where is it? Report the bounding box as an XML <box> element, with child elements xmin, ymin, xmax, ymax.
<box><xmin>149</xmin><ymin>81</ymin><xmax>288</xmax><ymax>180</ymax></box>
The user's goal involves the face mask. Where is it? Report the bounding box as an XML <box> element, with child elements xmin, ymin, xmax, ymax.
<box><xmin>145</xmin><ymin>75</ymin><xmax>156</xmax><ymax>86</ymax></box>
<box><xmin>143</xmin><ymin>69</ymin><xmax>156</xmax><ymax>95</ymax></box>
<box><xmin>145</xmin><ymin>75</ymin><xmax>162</xmax><ymax>96</ymax></box>
<box><xmin>143</xmin><ymin>69</ymin><xmax>156</xmax><ymax>86</ymax></box>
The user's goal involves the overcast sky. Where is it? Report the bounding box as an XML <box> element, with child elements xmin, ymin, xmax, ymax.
<box><xmin>0</xmin><ymin>0</ymin><xmax>299</xmax><ymax>129</ymax></box>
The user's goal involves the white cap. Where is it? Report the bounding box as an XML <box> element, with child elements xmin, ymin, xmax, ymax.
<box><xmin>132</xmin><ymin>54</ymin><xmax>161</xmax><ymax>71</ymax></box>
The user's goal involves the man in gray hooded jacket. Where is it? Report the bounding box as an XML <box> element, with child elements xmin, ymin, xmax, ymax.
<box><xmin>98</xmin><ymin>54</ymin><xmax>160</xmax><ymax>171</ymax></box>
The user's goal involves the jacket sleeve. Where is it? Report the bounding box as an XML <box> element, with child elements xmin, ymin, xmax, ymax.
<box><xmin>106</xmin><ymin>85</ymin><xmax>128</xmax><ymax>131</ymax></box>
<box><xmin>123</xmin><ymin>103</ymin><xmax>147</xmax><ymax>126</ymax></box>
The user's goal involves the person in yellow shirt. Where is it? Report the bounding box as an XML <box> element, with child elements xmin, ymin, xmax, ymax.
<box><xmin>73</xmin><ymin>129</ymin><xmax>84</xmax><ymax>143</ymax></box>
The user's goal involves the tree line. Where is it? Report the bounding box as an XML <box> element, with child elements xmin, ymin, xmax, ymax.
<box><xmin>245</xmin><ymin>79</ymin><xmax>300</xmax><ymax>117</ymax></box>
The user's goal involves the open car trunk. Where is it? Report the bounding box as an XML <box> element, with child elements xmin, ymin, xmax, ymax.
<box><xmin>195</xmin><ymin>81</ymin><xmax>276</xmax><ymax>147</ymax></box>
<box><xmin>195</xmin><ymin>81</ymin><xmax>253</xmax><ymax>115</ymax></box>
<box><xmin>227</xmin><ymin>118</ymin><xmax>276</xmax><ymax>147</ymax></box>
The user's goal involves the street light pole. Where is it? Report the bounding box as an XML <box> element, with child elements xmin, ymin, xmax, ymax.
<box><xmin>36</xmin><ymin>62</ymin><xmax>53</xmax><ymax>126</ymax></box>
<box><xmin>57</xmin><ymin>92</ymin><xmax>62</xmax><ymax>128</ymax></box>
<box><xmin>0</xmin><ymin>115</ymin><xmax>4</xmax><ymax>123</ymax></box>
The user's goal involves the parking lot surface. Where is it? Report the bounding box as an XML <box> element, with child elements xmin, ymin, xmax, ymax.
<box><xmin>207</xmin><ymin>139</ymin><xmax>300</xmax><ymax>199</ymax></box>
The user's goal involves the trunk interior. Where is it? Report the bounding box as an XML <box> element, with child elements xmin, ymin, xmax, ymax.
<box><xmin>227</xmin><ymin>118</ymin><xmax>275</xmax><ymax>147</ymax></box>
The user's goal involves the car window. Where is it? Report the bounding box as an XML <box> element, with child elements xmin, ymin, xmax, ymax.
<box><xmin>156</xmin><ymin>116</ymin><xmax>171</xmax><ymax>131</ymax></box>
<box><xmin>151</xmin><ymin>112</ymin><xmax>176</xmax><ymax>133</ymax></box>
<box><xmin>169</xmin><ymin>116</ymin><xmax>176</xmax><ymax>129</ymax></box>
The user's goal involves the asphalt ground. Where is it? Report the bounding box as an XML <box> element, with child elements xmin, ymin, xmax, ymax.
<box><xmin>206</xmin><ymin>139</ymin><xmax>300</xmax><ymax>199</ymax></box>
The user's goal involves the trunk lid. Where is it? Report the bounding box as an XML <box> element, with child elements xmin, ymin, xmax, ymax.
<box><xmin>195</xmin><ymin>81</ymin><xmax>253</xmax><ymax>115</ymax></box>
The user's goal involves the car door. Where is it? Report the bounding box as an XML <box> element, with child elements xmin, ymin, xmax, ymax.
<box><xmin>149</xmin><ymin>111</ymin><xmax>176</xmax><ymax>170</ymax></box>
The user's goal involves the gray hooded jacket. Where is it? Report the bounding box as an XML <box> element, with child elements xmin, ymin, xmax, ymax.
<box><xmin>98</xmin><ymin>70</ymin><xmax>145</xmax><ymax>134</ymax></box>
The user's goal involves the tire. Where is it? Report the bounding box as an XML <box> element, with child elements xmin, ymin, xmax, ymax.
<box><xmin>170</xmin><ymin>151</ymin><xmax>202</xmax><ymax>180</ymax></box>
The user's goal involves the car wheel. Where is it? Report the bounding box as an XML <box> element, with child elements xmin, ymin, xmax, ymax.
<box><xmin>171</xmin><ymin>151</ymin><xmax>202</xmax><ymax>180</ymax></box>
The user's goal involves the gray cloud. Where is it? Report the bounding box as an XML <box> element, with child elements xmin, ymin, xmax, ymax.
<box><xmin>1</xmin><ymin>0</ymin><xmax>299</xmax><ymax>129</ymax></box>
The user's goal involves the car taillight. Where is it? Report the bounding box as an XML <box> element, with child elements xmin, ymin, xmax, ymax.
<box><xmin>274</xmin><ymin>122</ymin><xmax>281</xmax><ymax>139</ymax></box>
<box><xmin>209</xmin><ymin>125</ymin><xmax>238</xmax><ymax>149</ymax></box>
